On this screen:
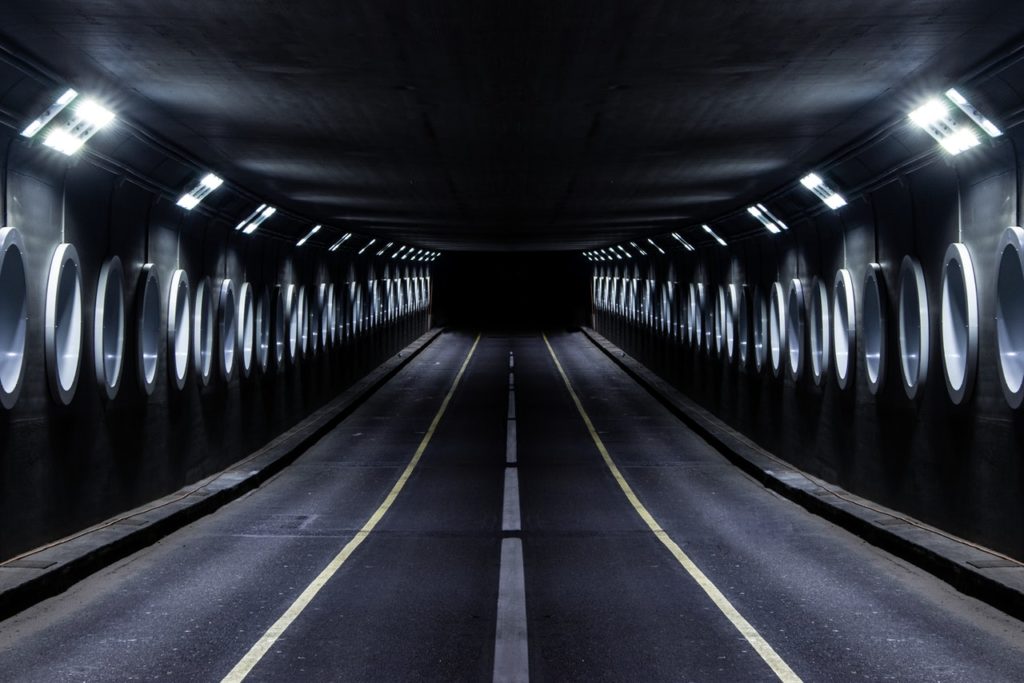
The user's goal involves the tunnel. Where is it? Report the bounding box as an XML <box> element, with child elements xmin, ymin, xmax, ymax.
<box><xmin>1</xmin><ymin>3</ymin><xmax>1024</xmax><ymax>681</ymax></box>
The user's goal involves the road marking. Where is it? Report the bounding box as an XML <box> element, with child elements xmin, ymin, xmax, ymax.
<box><xmin>506</xmin><ymin>419</ymin><xmax>517</xmax><ymax>465</ymax></box>
<box><xmin>509</xmin><ymin>352</ymin><xmax>514</xmax><ymax>370</ymax></box>
<box><xmin>507</xmin><ymin>390</ymin><xmax>517</xmax><ymax>420</ymax></box>
<box><xmin>502</xmin><ymin>468</ymin><xmax>522</xmax><ymax>532</ymax></box>
<box><xmin>542</xmin><ymin>334</ymin><xmax>802</xmax><ymax>683</ymax></box>
<box><xmin>493</xmin><ymin>538</ymin><xmax>529</xmax><ymax>683</ymax></box>
<box><xmin>222</xmin><ymin>334</ymin><xmax>481</xmax><ymax>682</ymax></box>
<box><xmin>509</xmin><ymin>371</ymin><xmax>515</xmax><ymax>387</ymax></box>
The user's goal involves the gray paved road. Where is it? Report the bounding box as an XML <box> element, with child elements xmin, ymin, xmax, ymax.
<box><xmin>0</xmin><ymin>331</ymin><xmax>1022</xmax><ymax>682</ymax></box>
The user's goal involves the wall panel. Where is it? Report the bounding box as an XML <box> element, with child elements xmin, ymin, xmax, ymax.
<box><xmin>0</xmin><ymin>131</ymin><xmax>432</xmax><ymax>560</ymax></box>
<box><xmin>592</xmin><ymin>129</ymin><xmax>1024</xmax><ymax>560</ymax></box>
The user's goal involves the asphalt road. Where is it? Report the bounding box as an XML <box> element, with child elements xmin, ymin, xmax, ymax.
<box><xmin>0</xmin><ymin>331</ymin><xmax>1022</xmax><ymax>682</ymax></box>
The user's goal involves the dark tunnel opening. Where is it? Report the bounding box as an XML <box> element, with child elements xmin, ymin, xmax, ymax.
<box><xmin>433</xmin><ymin>252</ymin><xmax>591</xmax><ymax>332</ymax></box>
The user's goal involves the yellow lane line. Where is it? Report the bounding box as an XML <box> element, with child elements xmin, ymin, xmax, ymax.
<box><xmin>222</xmin><ymin>334</ymin><xmax>482</xmax><ymax>682</ymax></box>
<box><xmin>542</xmin><ymin>333</ymin><xmax>801</xmax><ymax>683</ymax></box>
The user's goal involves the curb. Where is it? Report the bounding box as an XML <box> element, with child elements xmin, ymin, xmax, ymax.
<box><xmin>580</xmin><ymin>326</ymin><xmax>1024</xmax><ymax>621</ymax></box>
<box><xmin>0</xmin><ymin>328</ymin><xmax>445</xmax><ymax>621</ymax></box>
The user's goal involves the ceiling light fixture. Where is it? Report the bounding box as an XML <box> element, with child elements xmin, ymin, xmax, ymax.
<box><xmin>908</xmin><ymin>98</ymin><xmax>981</xmax><ymax>155</ymax></box>
<box><xmin>358</xmin><ymin>238</ymin><xmax>377</xmax><ymax>255</ymax></box>
<box><xmin>702</xmin><ymin>224</ymin><xmax>728</xmax><ymax>246</ymax></box>
<box><xmin>235</xmin><ymin>204</ymin><xmax>276</xmax><ymax>235</ymax></box>
<box><xmin>176</xmin><ymin>173</ymin><xmax>224</xmax><ymax>210</ymax></box>
<box><xmin>328</xmin><ymin>233</ymin><xmax>352</xmax><ymax>252</ymax></box>
<box><xmin>670</xmin><ymin>232</ymin><xmax>695</xmax><ymax>252</ymax></box>
<box><xmin>391</xmin><ymin>245</ymin><xmax>407</xmax><ymax>259</ymax></box>
<box><xmin>799</xmin><ymin>173</ymin><xmax>847</xmax><ymax>210</ymax></box>
<box><xmin>39</xmin><ymin>97</ymin><xmax>116</xmax><ymax>156</ymax></box>
<box><xmin>376</xmin><ymin>241</ymin><xmax>394</xmax><ymax>257</ymax></box>
<box><xmin>629</xmin><ymin>241</ymin><xmax>648</xmax><ymax>256</ymax></box>
<box><xmin>21</xmin><ymin>88</ymin><xmax>78</xmax><ymax>138</ymax></box>
<box><xmin>945</xmin><ymin>88</ymin><xmax>1002</xmax><ymax>138</ymax></box>
<box><xmin>295</xmin><ymin>224</ymin><xmax>322</xmax><ymax>247</ymax></box>
<box><xmin>747</xmin><ymin>203</ymin><xmax>788</xmax><ymax>235</ymax></box>
<box><xmin>646</xmin><ymin>238</ymin><xmax>666</xmax><ymax>255</ymax></box>
<box><xmin>617</xmin><ymin>245</ymin><xmax>632</xmax><ymax>259</ymax></box>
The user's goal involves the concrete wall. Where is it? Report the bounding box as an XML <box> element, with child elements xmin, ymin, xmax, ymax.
<box><xmin>0</xmin><ymin>132</ymin><xmax>432</xmax><ymax>561</ymax></box>
<box><xmin>591</xmin><ymin>107</ymin><xmax>1024</xmax><ymax>562</ymax></box>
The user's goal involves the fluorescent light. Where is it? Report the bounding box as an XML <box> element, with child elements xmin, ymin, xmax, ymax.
<box><xmin>401</xmin><ymin>247</ymin><xmax>417</xmax><ymax>260</ymax></box>
<box><xmin>909</xmin><ymin>99</ymin><xmax>948</xmax><ymax>127</ymax></box>
<box><xmin>176</xmin><ymin>173</ymin><xmax>224</xmax><ymax>210</ymax></box>
<box><xmin>235</xmin><ymin>203</ymin><xmax>276</xmax><ymax>234</ymax></box>
<box><xmin>328</xmin><ymin>233</ymin><xmax>352</xmax><ymax>252</ymax></box>
<box><xmin>800</xmin><ymin>173</ymin><xmax>823</xmax><ymax>190</ymax></box>
<box><xmin>909</xmin><ymin>97</ymin><xmax>982</xmax><ymax>156</ymax></box>
<box><xmin>823</xmin><ymin>194</ymin><xmax>847</xmax><ymax>210</ymax></box>
<box><xmin>22</xmin><ymin>88</ymin><xmax>78</xmax><ymax>138</ymax></box>
<box><xmin>800</xmin><ymin>172</ymin><xmax>847</xmax><ymax>210</ymax></box>
<box><xmin>617</xmin><ymin>245</ymin><xmax>632</xmax><ymax>259</ymax></box>
<box><xmin>702</xmin><ymin>224</ymin><xmax>728</xmax><ymax>247</ymax></box>
<box><xmin>747</xmin><ymin>203</ymin><xmax>788</xmax><ymax>234</ymax></box>
<box><xmin>646</xmin><ymin>238</ymin><xmax>666</xmax><ymax>255</ymax></box>
<box><xmin>296</xmin><ymin>224</ymin><xmax>322</xmax><ymax>247</ymax></box>
<box><xmin>629</xmin><ymin>241</ymin><xmax>647</xmax><ymax>256</ymax></box>
<box><xmin>945</xmin><ymin>88</ymin><xmax>1002</xmax><ymax>138</ymax></box>
<box><xmin>671</xmin><ymin>232</ymin><xmax>695</xmax><ymax>251</ymax></box>
<box><xmin>41</xmin><ymin>98</ymin><xmax>116</xmax><ymax>157</ymax></box>
<box><xmin>939</xmin><ymin>128</ymin><xmax>980</xmax><ymax>154</ymax></box>
<box><xmin>391</xmin><ymin>245</ymin><xmax>407</xmax><ymax>259</ymax></box>
<box><xmin>76</xmin><ymin>99</ymin><xmax>115</xmax><ymax>128</ymax></box>
<box><xmin>358</xmin><ymin>238</ymin><xmax>377</xmax><ymax>255</ymax></box>
<box><xmin>43</xmin><ymin>128</ymin><xmax>85</xmax><ymax>155</ymax></box>
<box><xmin>376</xmin><ymin>241</ymin><xmax>394</xmax><ymax>256</ymax></box>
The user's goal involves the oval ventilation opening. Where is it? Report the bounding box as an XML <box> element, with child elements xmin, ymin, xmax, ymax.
<box><xmin>769</xmin><ymin>282</ymin><xmax>786</xmax><ymax>378</ymax></box>
<box><xmin>194</xmin><ymin>278</ymin><xmax>214</xmax><ymax>387</ymax></box>
<box><xmin>136</xmin><ymin>264</ymin><xmax>161</xmax><ymax>396</ymax></box>
<box><xmin>940</xmin><ymin>243</ymin><xmax>978</xmax><ymax>405</ymax></box>
<box><xmin>996</xmin><ymin>227</ymin><xmax>1024</xmax><ymax>408</ymax></box>
<box><xmin>863</xmin><ymin>264</ymin><xmax>887</xmax><ymax>395</ymax></box>
<box><xmin>94</xmin><ymin>256</ymin><xmax>126</xmax><ymax>400</ymax></box>
<box><xmin>897</xmin><ymin>256</ymin><xmax>930</xmax><ymax>400</ymax></box>
<box><xmin>808</xmin><ymin>277</ymin><xmax>830</xmax><ymax>387</ymax></box>
<box><xmin>168</xmin><ymin>269</ymin><xmax>190</xmax><ymax>391</ymax></box>
<box><xmin>0</xmin><ymin>228</ymin><xmax>28</xmax><ymax>409</ymax></box>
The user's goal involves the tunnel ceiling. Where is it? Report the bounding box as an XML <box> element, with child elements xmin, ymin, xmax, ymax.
<box><xmin>0</xmin><ymin>2</ymin><xmax>1022</xmax><ymax>251</ymax></box>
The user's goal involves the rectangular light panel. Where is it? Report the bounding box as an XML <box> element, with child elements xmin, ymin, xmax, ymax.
<box><xmin>747</xmin><ymin>204</ymin><xmax>788</xmax><ymax>234</ymax></box>
<box><xmin>701</xmin><ymin>224</ymin><xmax>728</xmax><ymax>246</ymax></box>
<box><xmin>177</xmin><ymin>173</ymin><xmax>224</xmax><ymax>210</ymax></box>
<box><xmin>799</xmin><ymin>173</ymin><xmax>847</xmax><ymax>210</ymax></box>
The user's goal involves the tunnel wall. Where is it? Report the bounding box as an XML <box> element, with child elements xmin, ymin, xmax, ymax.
<box><xmin>591</xmin><ymin>124</ymin><xmax>1024</xmax><ymax>561</ymax></box>
<box><xmin>0</xmin><ymin>134</ymin><xmax>432</xmax><ymax>561</ymax></box>
<box><xmin>434</xmin><ymin>251</ymin><xmax>589</xmax><ymax>332</ymax></box>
